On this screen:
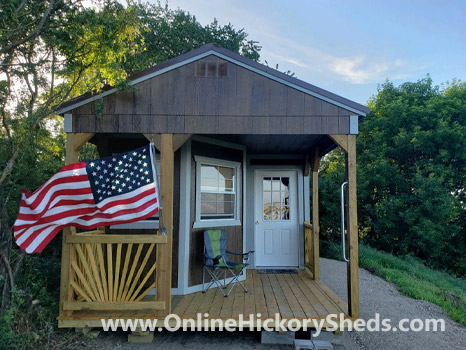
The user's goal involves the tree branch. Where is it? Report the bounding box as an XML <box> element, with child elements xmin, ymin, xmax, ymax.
<box><xmin>0</xmin><ymin>0</ymin><xmax>56</xmax><ymax>55</ymax></box>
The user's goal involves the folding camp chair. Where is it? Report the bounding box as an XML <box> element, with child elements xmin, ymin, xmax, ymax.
<box><xmin>202</xmin><ymin>229</ymin><xmax>254</xmax><ymax>297</ymax></box>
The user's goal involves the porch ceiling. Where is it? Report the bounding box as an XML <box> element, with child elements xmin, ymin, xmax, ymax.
<box><xmin>207</xmin><ymin>134</ymin><xmax>334</xmax><ymax>155</ymax></box>
<box><xmin>89</xmin><ymin>133</ymin><xmax>338</xmax><ymax>157</ymax></box>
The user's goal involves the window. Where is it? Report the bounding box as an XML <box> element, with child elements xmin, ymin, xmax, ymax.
<box><xmin>196</xmin><ymin>61</ymin><xmax>228</xmax><ymax>77</ymax></box>
<box><xmin>194</xmin><ymin>156</ymin><xmax>241</xmax><ymax>228</ymax></box>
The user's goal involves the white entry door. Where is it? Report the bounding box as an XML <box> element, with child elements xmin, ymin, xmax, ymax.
<box><xmin>254</xmin><ymin>170</ymin><xmax>299</xmax><ymax>267</ymax></box>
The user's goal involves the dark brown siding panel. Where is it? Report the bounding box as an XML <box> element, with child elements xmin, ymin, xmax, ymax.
<box><xmin>218</xmin><ymin>116</ymin><xmax>236</xmax><ymax>134</ymax></box>
<box><xmin>269</xmin><ymin>80</ymin><xmax>287</xmax><ymax>116</ymax></box>
<box><xmin>166</xmin><ymin>115</ymin><xmax>185</xmax><ymax>133</ymax></box>
<box><xmin>234</xmin><ymin>116</ymin><xmax>254</xmax><ymax>134</ymax></box>
<box><xmin>172</xmin><ymin>66</ymin><xmax>187</xmax><ymax>116</ymax></box>
<box><xmin>286</xmin><ymin>116</ymin><xmax>304</xmax><ymax>134</ymax></box>
<box><xmin>286</xmin><ymin>87</ymin><xmax>305</xmax><ymax>116</ymax></box>
<box><xmin>182</xmin><ymin>63</ymin><xmax>197</xmax><ymax>116</ymax></box>
<box><xmin>133</xmin><ymin>80</ymin><xmax>152</xmax><ymax>115</ymax></box>
<box><xmin>322</xmin><ymin>101</ymin><xmax>339</xmax><ymax>116</ymax></box>
<box><xmin>217</xmin><ymin>63</ymin><xmax>237</xmax><ymax>116</ymax></box>
<box><xmin>253</xmin><ymin>116</ymin><xmax>270</xmax><ymax>134</ymax></box>
<box><xmin>304</xmin><ymin>116</ymin><xmax>322</xmax><ymax>134</ymax></box>
<box><xmin>327</xmin><ymin>116</ymin><xmax>339</xmax><ymax>134</ymax></box>
<box><xmin>252</xmin><ymin>75</ymin><xmax>270</xmax><ymax>116</ymax></box>
<box><xmin>73</xmin><ymin>100</ymin><xmax>94</xmax><ymax>115</ymax></box>
<box><xmin>152</xmin><ymin>115</ymin><xmax>168</xmax><ymax>132</ymax></box>
<box><xmin>114</xmin><ymin>90</ymin><xmax>134</xmax><ymax>114</ymax></box>
<box><xmin>118</xmin><ymin>114</ymin><xmax>133</xmax><ymax>133</ymax></box>
<box><xmin>150</xmin><ymin>73</ymin><xmax>171</xmax><ymax>115</ymax></box>
<box><xmin>269</xmin><ymin>116</ymin><xmax>287</xmax><ymax>133</ymax></box>
<box><xmin>236</xmin><ymin>67</ymin><xmax>254</xmax><ymax>115</ymax></box>
<box><xmin>76</xmin><ymin>114</ymin><xmax>95</xmax><ymax>133</ymax></box>
<box><xmin>104</xmin><ymin>93</ymin><xmax>116</xmax><ymax>115</ymax></box>
<box><xmin>304</xmin><ymin>95</ymin><xmax>322</xmax><ymax>115</ymax></box>
<box><xmin>195</xmin><ymin>77</ymin><xmax>218</xmax><ymax>116</ymax></box>
<box><xmin>338</xmin><ymin>116</ymin><xmax>350</xmax><ymax>134</ymax></box>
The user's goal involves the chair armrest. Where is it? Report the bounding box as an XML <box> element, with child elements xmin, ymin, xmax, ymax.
<box><xmin>226</xmin><ymin>250</ymin><xmax>254</xmax><ymax>263</ymax></box>
<box><xmin>205</xmin><ymin>254</ymin><xmax>223</xmax><ymax>265</ymax></box>
<box><xmin>226</xmin><ymin>250</ymin><xmax>255</xmax><ymax>256</ymax></box>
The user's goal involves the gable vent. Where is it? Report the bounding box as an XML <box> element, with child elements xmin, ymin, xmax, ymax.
<box><xmin>196</xmin><ymin>61</ymin><xmax>228</xmax><ymax>77</ymax></box>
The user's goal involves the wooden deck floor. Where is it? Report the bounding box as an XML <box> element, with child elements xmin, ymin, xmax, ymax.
<box><xmin>173</xmin><ymin>269</ymin><xmax>348</xmax><ymax>320</ymax></box>
<box><xmin>58</xmin><ymin>269</ymin><xmax>348</xmax><ymax>329</ymax></box>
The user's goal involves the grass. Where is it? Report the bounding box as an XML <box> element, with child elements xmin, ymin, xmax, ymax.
<box><xmin>321</xmin><ymin>241</ymin><xmax>466</xmax><ymax>326</ymax></box>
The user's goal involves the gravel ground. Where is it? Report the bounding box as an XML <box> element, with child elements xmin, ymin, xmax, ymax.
<box><xmin>72</xmin><ymin>258</ymin><xmax>465</xmax><ymax>349</ymax></box>
<box><xmin>320</xmin><ymin>258</ymin><xmax>465</xmax><ymax>350</ymax></box>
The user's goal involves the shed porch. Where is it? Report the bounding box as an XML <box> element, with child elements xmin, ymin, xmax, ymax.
<box><xmin>57</xmin><ymin>269</ymin><xmax>348</xmax><ymax>329</ymax></box>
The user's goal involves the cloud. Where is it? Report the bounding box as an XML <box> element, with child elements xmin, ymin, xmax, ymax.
<box><xmin>328</xmin><ymin>55</ymin><xmax>392</xmax><ymax>84</ymax></box>
<box><xmin>263</xmin><ymin>37</ymin><xmax>411</xmax><ymax>85</ymax></box>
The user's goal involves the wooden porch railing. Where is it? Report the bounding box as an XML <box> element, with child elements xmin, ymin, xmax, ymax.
<box><xmin>304</xmin><ymin>221</ymin><xmax>319</xmax><ymax>279</ymax></box>
<box><xmin>63</xmin><ymin>231</ymin><xmax>168</xmax><ymax>312</ymax></box>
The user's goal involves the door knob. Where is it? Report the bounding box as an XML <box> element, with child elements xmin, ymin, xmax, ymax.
<box><xmin>255</xmin><ymin>220</ymin><xmax>260</xmax><ymax>225</ymax></box>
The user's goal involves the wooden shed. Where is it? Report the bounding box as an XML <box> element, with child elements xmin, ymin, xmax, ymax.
<box><xmin>56</xmin><ymin>43</ymin><xmax>369</xmax><ymax>334</ymax></box>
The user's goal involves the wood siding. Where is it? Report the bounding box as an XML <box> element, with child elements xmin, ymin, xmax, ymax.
<box><xmin>70</xmin><ymin>56</ymin><xmax>354</xmax><ymax>135</ymax></box>
<box><xmin>188</xmin><ymin>141</ymin><xmax>243</xmax><ymax>287</ymax></box>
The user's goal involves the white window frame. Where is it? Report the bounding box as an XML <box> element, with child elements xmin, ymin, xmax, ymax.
<box><xmin>110</xmin><ymin>152</ymin><xmax>160</xmax><ymax>230</ymax></box>
<box><xmin>193</xmin><ymin>155</ymin><xmax>241</xmax><ymax>228</ymax></box>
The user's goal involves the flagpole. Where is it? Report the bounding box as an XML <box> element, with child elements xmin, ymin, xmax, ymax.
<box><xmin>149</xmin><ymin>142</ymin><xmax>167</xmax><ymax>235</ymax></box>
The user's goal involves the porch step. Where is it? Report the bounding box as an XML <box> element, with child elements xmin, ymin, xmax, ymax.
<box><xmin>294</xmin><ymin>339</ymin><xmax>334</xmax><ymax>350</ymax></box>
<box><xmin>128</xmin><ymin>330</ymin><xmax>154</xmax><ymax>343</ymax></box>
<box><xmin>261</xmin><ymin>330</ymin><xmax>295</xmax><ymax>344</ymax></box>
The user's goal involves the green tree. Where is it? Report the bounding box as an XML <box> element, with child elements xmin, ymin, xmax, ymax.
<box><xmin>320</xmin><ymin>77</ymin><xmax>466</xmax><ymax>276</ymax></box>
<box><xmin>0</xmin><ymin>0</ymin><xmax>142</xmax><ymax>316</ymax></box>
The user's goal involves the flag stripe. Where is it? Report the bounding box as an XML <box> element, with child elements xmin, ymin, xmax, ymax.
<box><xmin>21</xmin><ymin>163</ymin><xmax>86</xmax><ymax>201</ymax></box>
<box><xmin>14</xmin><ymin>188</ymin><xmax>157</xmax><ymax>231</ymax></box>
<box><xmin>19</xmin><ymin>201</ymin><xmax>158</xmax><ymax>250</ymax></box>
<box><xmin>22</xmin><ymin>168</ymin><xmax>87</xmax><ymax>205</ymax></box>
<box><xmin>14</xmin><ymin>186</ymin><xmax>156</xmax><ymax>227</ymax></box>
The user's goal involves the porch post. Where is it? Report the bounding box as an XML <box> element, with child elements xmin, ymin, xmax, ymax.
<box><xmin>59</xmin><ymin>132</ymin><xmax>94</xmax><ymax>318</ymax></box>
<box><xmin>311</xmin><ymin>148</ymin><xmax>320</xmax><ymax>280</ymax></box>
<box><xmin>156</xmin><ymin>134</ymin><xmax>174</xmax><ymax>316</ymax></box>
<box><xmin>347</xmin><ymin>135</ymin><xmax>359</xmax><ymax>318</ymax></box>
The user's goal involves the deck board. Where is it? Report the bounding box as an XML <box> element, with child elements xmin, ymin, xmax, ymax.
<box><xmin>252</xmin><ymin>270</ymin><xmax>268</xmax><ymax>317</ymax></box>
<box><xmin>276</xmin><ymin>274</ymin><xmax>306</xmax><ymax>318</ymax></box>
<box><xmin>58</xmin><ymin>269</ymin><xmax>349</xmax><ymax>329</ymax></box>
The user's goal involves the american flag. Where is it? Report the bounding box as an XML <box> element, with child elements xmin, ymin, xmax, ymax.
<box><xmin>14</xmin><ymin>145</ymin><xmax>159</xmax><ymax>253</ymax></box>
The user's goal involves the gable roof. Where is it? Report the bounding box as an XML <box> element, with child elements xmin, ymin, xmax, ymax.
<box><xmin>57</xmin><ymin>43</ymin><xmax>370</xmax><ymax>116</ymax></box>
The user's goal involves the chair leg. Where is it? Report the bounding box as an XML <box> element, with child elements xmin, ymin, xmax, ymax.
<box><xmin>203</xmin><ymin>267</ymin><xmax>228</xmax><ymax>296</ymax></box>
<box><xmin>202</xmin><ymin>266</ymin><xmax>206</xmax><ymax>293</ymax></box>
<box><xmin>223</xmin><ymin>266</ymin><xmax>248</xmax><ymax>296</ymax></box>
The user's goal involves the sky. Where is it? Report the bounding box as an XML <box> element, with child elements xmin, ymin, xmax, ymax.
<box><xmin>155</xmin><ymin>0</ymin><xmax>466</xmax><ymax>105</ymax></box>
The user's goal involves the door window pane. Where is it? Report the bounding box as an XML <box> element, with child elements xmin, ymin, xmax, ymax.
<box><xmin>263</xmin><ymin>176</ymin><xmax>290</xmax><ymax>221</ymax></box>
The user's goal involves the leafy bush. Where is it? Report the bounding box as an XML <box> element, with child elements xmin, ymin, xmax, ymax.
<box><xmin>319</xmin><ymin>77</ymin><xmax>466</xmax><ymax>276</ymax></box>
